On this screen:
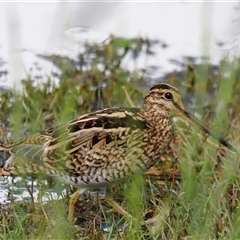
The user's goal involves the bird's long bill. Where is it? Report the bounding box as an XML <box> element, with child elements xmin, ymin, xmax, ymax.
<box><xmin>183</xmin><ymin>111</ymin><xmax>237</xmax><ymax>153</ymax></box>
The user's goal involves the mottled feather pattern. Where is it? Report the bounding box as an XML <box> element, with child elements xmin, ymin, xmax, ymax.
<box><xmin>0</xmin><ymin>107</ymin><xmax>159</xmax><ymax>186</ymax></box>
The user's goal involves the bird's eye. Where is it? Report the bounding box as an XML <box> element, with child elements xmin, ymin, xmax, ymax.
<box><xmin>164</xmin><ymin>92</ymin><xmax>173</xmax><ymax>100</ymax></box>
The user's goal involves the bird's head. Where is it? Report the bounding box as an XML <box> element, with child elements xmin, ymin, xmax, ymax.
<box><xmin>143</xmin><ymin>83</ymin><xmax>186</xmax><ymax>117</ymax></box>
<box><xmin>143</xmin><ymin>83</ymin><xmax>236</xmax><ymax>152</ymax></box>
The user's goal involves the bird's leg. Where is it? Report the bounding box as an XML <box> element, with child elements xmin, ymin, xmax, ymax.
<box><xmin>105</xmin><ymin>186</ymin><xmax>133</xmax><ymax>219</ymax></box>
<box><xmin>105</xmin><ymin>188</ymin><xmax>168</xmax><ymax>227</ymax></box>
<box><xmin>68</xmin><ymin>188</ymin><xmax>87</xmax><ymax>222</ymax></box>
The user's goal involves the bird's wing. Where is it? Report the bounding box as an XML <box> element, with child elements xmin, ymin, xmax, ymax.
<box><xmin>11</xmin><ymin>144</ymin><xmax>46</xmax><ymax>163</ymax></box>
<box><xmin>4</xmin><ymin>108</ymin><xmax>146</xmax><ymax>165</ymax></box>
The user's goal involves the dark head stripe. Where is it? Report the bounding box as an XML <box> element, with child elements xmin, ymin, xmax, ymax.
<box><xmin>149</xmin><ymin>83</ymin><xmax>180</xmax><ymax>94</ymax></box>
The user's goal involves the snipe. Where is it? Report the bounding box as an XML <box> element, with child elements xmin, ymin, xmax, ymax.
<box><xmin>0</xmin><ymin>83</ymin><xmax>236</xmax><ymax>222</ymax></box>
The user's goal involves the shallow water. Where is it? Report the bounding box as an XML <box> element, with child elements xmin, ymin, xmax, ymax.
<box><xmin>0</xmin><ymin>2</ymin><xmax>240</xmax><ymax>88</ymax></box>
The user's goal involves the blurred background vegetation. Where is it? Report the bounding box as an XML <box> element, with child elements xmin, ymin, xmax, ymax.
<box><xmin>0</xmin><ymin>36</ymin><xmax>239</xmax><ymax>239</ymax></box>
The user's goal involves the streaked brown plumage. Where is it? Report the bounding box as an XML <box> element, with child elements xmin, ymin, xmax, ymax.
<box><xmin>0</xmin><ymin>83</ymin><xmax>236</xmax><ymax>222</ymax></box>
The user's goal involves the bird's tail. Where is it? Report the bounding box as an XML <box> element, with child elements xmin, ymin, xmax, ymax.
<box><xmin>0</xmin><ymin>167</ymin><xmax>10</xmax><ymax>175</ymax></box>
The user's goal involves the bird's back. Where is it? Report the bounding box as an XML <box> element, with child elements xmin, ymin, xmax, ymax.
<box><xmin>0</xmin><ymin>107</ymin><xmax>150</xmax><ymax>187</ymax></box>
